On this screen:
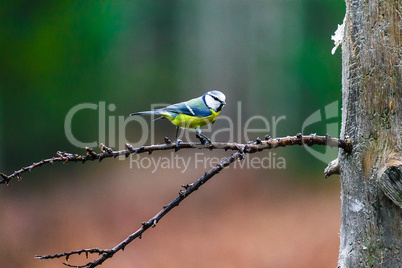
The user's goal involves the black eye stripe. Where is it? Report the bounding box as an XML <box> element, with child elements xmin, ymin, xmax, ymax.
<box><xmin>208</xmin><ymin>94</ymin><xmax>221</xmax><ymax>102</ymax></box>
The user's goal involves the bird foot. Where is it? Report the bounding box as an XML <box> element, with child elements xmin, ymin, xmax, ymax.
<box><xmin>196</xmin><ymin>134</ymin><xmax>211</xmax><ymax>146</ymax></box>
<box><xmin>175</xmin><ymin>139</ymin><xmax>182</xmax><ymax>150</ymax></box>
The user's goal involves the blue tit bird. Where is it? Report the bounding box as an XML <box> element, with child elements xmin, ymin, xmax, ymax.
<box><xmin>130</xmin><ymin>90</ymin><xmax>226</xmax><ymax>147</ymax></box>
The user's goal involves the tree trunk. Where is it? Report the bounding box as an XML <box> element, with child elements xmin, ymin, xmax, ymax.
<box><xmin>338</xmin><ymin>0</ymin><xmax>401</xmax><ymax>267</ymax></box>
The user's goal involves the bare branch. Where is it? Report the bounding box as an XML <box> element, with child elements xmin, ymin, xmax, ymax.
<box><xmin>3</xmin><ymin>133</ymin><xmax>352</xmax><ymax>267</ymax></box>
<box><xmin>36</xmin><ymin>248</ymin><xmax>110</xmax><ymax>267</ymax></box>
<box><xmin>35</xmin><ymin>151</ymin><xmax>244</xmax><ymax>268</ymax></box>
<box><xmin>0</xmin><ymin>133</ymin><xmax>351</xmax><ymax>185</ymax></box>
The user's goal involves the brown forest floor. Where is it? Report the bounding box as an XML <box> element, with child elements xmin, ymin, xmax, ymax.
<box><xmin>0</xmin><ymin>156</ymin><xmax>340</xmax><ymax>268</ymax></box>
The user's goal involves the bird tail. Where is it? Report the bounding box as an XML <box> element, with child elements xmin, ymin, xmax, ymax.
<box><xmin>129</xmin><ymin>110</ymin><xmax>160</xmax><ymax>116</ymax></box>
<box><xmin>130</xmin><ymin>109</ymin><xmax>168</xmax><ymax>121</ymax></box>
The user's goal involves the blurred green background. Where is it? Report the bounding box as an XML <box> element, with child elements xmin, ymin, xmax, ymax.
<box><xmin>0</xmin><ymin>1</ymin><xmax>345</xmax><ymax>267</ymax></box>
<box><xmin>0</xmin><ymin>0</ymin><xmax>343</xmax><ymax>172</ymax></box>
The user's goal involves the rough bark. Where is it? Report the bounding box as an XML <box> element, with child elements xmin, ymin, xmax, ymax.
<box><xmin>339</xmin><ymin>0</ymin><xmax>401</xmax><ymax>267</ymax></box>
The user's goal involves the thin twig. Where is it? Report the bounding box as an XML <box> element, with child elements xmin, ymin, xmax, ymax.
<box><xmin>9</xmin><ymin>133</ymin><xmax>352</xmax><ymax>267</ymax></box>
<box><xmin>0</xmin><ymin>133</ymin><xmax>351</xmax><ymax>185</ymax></box>
<box><xmin>35</xmin><ymin>151</ymin><xmax>244</xmax><ymax>268</ymax></box>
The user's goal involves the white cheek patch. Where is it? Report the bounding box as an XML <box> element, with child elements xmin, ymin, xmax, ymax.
<box><xmin>205</xmin><ymin>95</ymin><xmax>220</xmax><ymax>111</ymax></box>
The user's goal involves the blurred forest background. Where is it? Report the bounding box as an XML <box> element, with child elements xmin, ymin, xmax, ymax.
<box><xmin>1</xmin><ymin>1</ymin><xmax>345</xmax><ymax>267</ymax></box>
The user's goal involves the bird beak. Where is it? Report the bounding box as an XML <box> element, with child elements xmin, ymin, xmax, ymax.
<box><xmin>222</xmin><ymin>101</ymin><xmax>226</xmax><ymax>105</ymax></box>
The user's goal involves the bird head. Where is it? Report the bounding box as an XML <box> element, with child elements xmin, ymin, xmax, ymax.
<box><xmin>204</xmin><ymin>90</ymin><xmax>226</xmax><ymax>112</ymax></box>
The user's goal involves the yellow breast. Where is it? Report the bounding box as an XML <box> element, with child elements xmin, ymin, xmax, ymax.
<box><xmin>162</xmin><ymin>110</ymin><xmax>220</xmax><ymax>129</ymax></box>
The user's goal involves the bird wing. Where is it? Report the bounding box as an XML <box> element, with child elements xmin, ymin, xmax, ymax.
<box><xmin>164</xmin><ymin>97</ymin><xmax>212</xmax><ymax>117</ymax></box>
